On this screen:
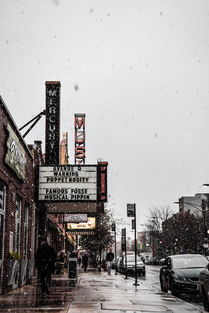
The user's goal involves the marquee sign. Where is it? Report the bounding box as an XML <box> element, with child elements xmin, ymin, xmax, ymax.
<box><xmin>66</xmin><ymin>217</ymin><xmax>96</xmax><ymax>231</ymax></box>
<box><xmin>39</xmin><ymin>165</ymin><xmax>97</xmax><ymax>201</ymax></box>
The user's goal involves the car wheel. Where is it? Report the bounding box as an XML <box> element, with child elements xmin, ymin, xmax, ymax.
<box><xmin>170</xmin><ymin>281</ymin><xmax>179</xmax><ymax>297</ymax></box>
<box><xmin>202</xmin><ymin>287</ymin><xmax>209</xmax><ymax>312</ymax></box>
<box><xmin>160</xmin><ymin>274</ymin><xmax>168</xmax><ymax>293</ymax></box>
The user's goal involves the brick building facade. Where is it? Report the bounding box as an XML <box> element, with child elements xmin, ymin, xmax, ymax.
<box><xmin>0</xmin><ymin>96</ymin><xmax>37</xmax><ymax>294</ymax></box>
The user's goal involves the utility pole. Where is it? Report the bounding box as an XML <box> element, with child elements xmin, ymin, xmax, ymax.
<box><xmin>121</xmin><ymin>228</ymin><xmax>128</xmax><ymax>279</ymax></box>
<box><xmin>127</xmin><ymin>203</ymin><xmax>139</xmax><ymax>286</ymax></box>
<box><xmin>202</xmin><ymin>200</ymin><xmax>209</xmax><ymax>253</ymax></box>
<box><xmin>112</xmin><ymin>222</ymin><xmax>117</xmax><ymax>275</ymax></box>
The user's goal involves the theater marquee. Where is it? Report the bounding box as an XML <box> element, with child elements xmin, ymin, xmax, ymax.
<box><xmin>39</xmin><ymin>165</ymin><xmax>97</xmax><ymax>201</ymax></box>
<box><xmin>66</xmin><ymin>217</ymin><xmax>96</xmax><ymax>232</ymax></box>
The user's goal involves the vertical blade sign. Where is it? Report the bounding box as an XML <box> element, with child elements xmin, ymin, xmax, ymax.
<box><xmin>74</xmin><ymin>113</ymin><xmax>86</xmax><ymax>164</ymax></box>
<box><xmin>45</xmin><ymin>81</ymin><xmax>61</xmax><ymax>165</ymax></box>
<box><xmin>98</xmin><ymin>162</ymin><xmax>108</xmax><ymax>202</ymax></box>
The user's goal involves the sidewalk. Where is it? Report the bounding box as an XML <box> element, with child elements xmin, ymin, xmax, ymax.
<box><xmin>0</xmin><ymin>269</ymin><xmax>207</xmax><ymax>313</ymax></box>
<box><xmin>68</xmin><ymin>270</ymin><xmax>207</xmax><ymax>313</ymax></box>
<box><xmin>0</xmin><ymin>273</ymin><xmax>75</xmax><ymax>312</ymax></box>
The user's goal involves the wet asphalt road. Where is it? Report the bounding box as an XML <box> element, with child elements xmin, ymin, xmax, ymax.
<box><xmin>134</xmin><ymin>265</ymin><xmax>204</xmax><ymax>311</ymax></box>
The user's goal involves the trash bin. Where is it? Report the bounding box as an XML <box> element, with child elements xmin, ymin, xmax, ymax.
<box><xmin>68</xmin><ymin>252</ymin><xmax>77</xmax><ymax>280</ymax></box>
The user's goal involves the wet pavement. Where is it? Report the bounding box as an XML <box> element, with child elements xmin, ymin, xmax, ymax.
<box><xmin>0</xmin><ymin>273</ymin><xmax>75</xmax><ymax>312</ymax></box>
<box><xmin>0</xmin><ymin>269</ymin><xmax>207</xmax><ymax>313</ymax></box>
<box><xmin>68</xmin><ymin>271</ymin><xmax>207</xmax><ymax>313</ymax></box>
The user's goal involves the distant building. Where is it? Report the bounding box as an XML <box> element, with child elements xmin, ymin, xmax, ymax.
<box><xmin>137</xmin><ymin>231</ymin><xmax>151</xmax><ymax>253</ymax></box>
<box><xmin>60</xmin><ymin>132</ymin><xmax>69</xmax><ymax>165</ymax></box>
<box><xmin>178</xmin><ymin>196</ymin><xmax>202</xmax><ymax>216</ymax></box>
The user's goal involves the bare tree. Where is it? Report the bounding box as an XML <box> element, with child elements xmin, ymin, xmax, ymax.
<box><xmin>146</xmin><ymin>205</ymin><xmax>173</xmax><ymax>232</ymax></box>
<box><xmin>145</xmin><ymin>206</ymin><xmax>173</xmax><ymax>257</ymax></box>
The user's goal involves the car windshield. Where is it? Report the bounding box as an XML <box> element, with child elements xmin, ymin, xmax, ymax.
<box><xmin>127</xmin><ymin>255</ymin><xmax>142</xmax><ymax>262</ymax></box>
<box><xmin>172</xmin><ymin>255</ymin><xmax>208</xmax><ymax>269</ymax></box>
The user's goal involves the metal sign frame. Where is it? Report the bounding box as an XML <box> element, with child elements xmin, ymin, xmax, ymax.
<box><xmin>38</xmin><ymin>164</ymin><xmax>97</xmax><ymax>202</ymax></box>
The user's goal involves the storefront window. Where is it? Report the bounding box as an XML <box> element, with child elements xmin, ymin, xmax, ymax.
<box><xmin>23</xmin><ymin>205</ymin><xmax>29</xmax><ymax>258</ymax></box>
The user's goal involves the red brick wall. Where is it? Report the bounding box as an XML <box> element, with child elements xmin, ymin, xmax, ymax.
<box><xmin>0</xmin><ymin>97</ymin><xmax>36</xmax><ymax>293</ymax></box>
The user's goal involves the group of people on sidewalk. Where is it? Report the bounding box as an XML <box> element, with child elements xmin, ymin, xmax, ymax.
<box><xmin>35</xmin><ymin>239</ymin><xmax>115</xmax><ymax>295</ymax></box>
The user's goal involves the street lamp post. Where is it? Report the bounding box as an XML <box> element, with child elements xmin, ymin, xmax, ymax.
<box><xmin>121</xmin><ymin>228</ymin><xmax>128</xmax><ymax>279</ymax></box>
<box><xmin>112</xmin><ymin>222</ymin><xmax>117</xmax><ymax>275</ymax></box>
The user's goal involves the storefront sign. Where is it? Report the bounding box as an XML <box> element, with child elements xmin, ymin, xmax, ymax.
<box><xmin>39</xmin><ymin>165</ymin><xmax>97</xmax><ymax>201</ymax></box>
<box><xmin>66</xmin><ymin>217</ymin><xmax>96</xmax><ymax>231</ymax></box>
<box><xmin>5</xmin><ymin>124</ymin><xmax>26</xmax><ymax>180</ymax></box>
<box><xmin>64</xmin><ymin>214</ymin><xmax>88</xmax><ymax>223</ymax></box>
<box><xmin>45</xmin><ymin>81</ymin><xmax>60</xmax><ymax>164</ymax></box>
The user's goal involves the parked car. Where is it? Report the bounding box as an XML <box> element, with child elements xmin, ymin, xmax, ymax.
<box><xmin>140</xmin><ymin>253</ymin><xmax>153</xmax><ymax>264</ymax></box>
<box><xmin>118</xmin><ymin>255</ymin><xmax>145</xmax><ymax>276</ymax></box>
<box><xmin>159</xmin><ymin>258</ymin><xmax>166</xmax><ymax>266</ymax></box>
<box><xmin>149</xmin><ymin>256</ymin><xmax>161</xmax><ymax>265</ymax></box>
<box><xmin>160</xmin><ymin>254</ymin><xmax>208</xmax><ymax>297</ymax></box>
<box><xmin>198</xmin><ymin>262</ymin><xmax>209</xmax><ymax>311</ymax></box>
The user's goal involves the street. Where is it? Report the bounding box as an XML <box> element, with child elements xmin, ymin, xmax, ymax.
<box><xmin>134</xmin><ymin>265</ymin><xmax>205</xmax><ymax>311</ymax></box>
<box><xmin>0</xmin><ymin>266</ymin><xmax>207</xmax><ymax>313</ymax></box>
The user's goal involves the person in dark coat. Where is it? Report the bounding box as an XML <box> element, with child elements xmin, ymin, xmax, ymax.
<box><xmin>105</xmin><ymin>248</ymin><xmax>114</xmax><ymax>275</ymax></box>
<box><xmin>77</xmin><ymin>256</ymin><xmax>82</xmax><ymax>267</ymax></box>
<box><xmin>35</xmin><ymin>240</ymin><xmax>56</xmax><ymax>294</ymax></box>
<box><xmin>82</xmin><ymin>254</ymin><xmax>88</xmax><ymax>273</ymax></box>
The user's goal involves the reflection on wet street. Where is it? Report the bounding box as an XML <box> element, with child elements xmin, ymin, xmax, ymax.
<box><xmin>0</xmin><ymin>274</ymin><xmax>75</xmax><ymax>313</ymax></box>
<box><xmin>143</xmin><ymin>265</ymin><xmax>204</xmax><ymax>311</ymax></box>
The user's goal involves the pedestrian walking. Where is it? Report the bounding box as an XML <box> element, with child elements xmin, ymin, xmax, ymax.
<box><xmin>56</xmin><ymin>250</ymin><xmax>66</xmax><ymax>274</ymax></box>
<box><xmin>105</xmin><ymin>248</ymin><xmax>114</xmax><ymax>275</ymax></box>
<box><xmin>77</xmin><ymin>256</ymin><xmax>82</xmax><ymax>267</ymax></box>
<box><xmin>82</xmin><ymin>254</ymin><xmax>88</xmax><ymax>273</ymax></box>
<box><xmin>35</xmin><ymin>239</ymin><xmax>56</xmax><ymax>294</ymax></box>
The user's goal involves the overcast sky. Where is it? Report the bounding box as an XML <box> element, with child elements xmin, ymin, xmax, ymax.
<box><xmin>1</xmin><ymin>0</ymin><xmax>209</xmax><ymax>234</ymax></box>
